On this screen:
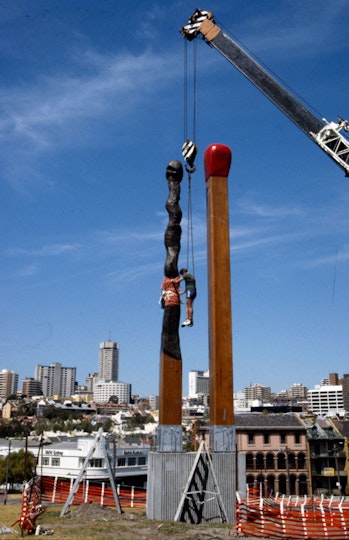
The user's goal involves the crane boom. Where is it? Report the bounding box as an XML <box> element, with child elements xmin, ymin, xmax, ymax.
<box><xmin>180</xmin><ymin>9</ymin><xmax>349</xmax><ymax>176</ymax></box>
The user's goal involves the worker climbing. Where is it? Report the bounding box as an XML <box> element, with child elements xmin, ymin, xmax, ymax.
<box><xmin>160</xmin><ymin>275</ymin><xmax>181</xmax><ymax>309</ymax></box>
<box><xmin>178</xmin><ymin>268</ymin><xmax>196</xmax><ymax>327</ymax></box>
<box><xmin>178</xmin><ymin>149</ymin><xmax>197</xmax><ymax>329</ymax></box>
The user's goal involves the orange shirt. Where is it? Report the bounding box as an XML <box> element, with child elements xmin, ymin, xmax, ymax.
<box><xmin>161</xmin><ymin>277</ymin><xmax>180</xmax><ymax>306</ymax></box>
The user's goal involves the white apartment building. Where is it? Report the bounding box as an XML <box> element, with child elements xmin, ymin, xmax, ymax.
<box><xmin>307</xmin><ymin>385</ymin><xmax>344</xmax><ymax>415</ymax></box>
<box><xmin>93</xmin><ymin>380</ymin><xmax>131</xmax><ymax>404</ymax></box>
<box><xmin>99</xmin><ymin>341</ymin><xmax>119</xmax><ymax>381</ymax></box>
<box><xmin>35</xmin><ymin>363</ymin><xmax>76</xmax><ymax>399</ymax></box>
<box><xmin>188</xmin><ymin>370</ymin><xmax>209</xmax><ymax>398</ymax></box>
<box><xmin>0</xmin><ymin>370</ymin><xmax>18</xmax><ymax>398</ymax></box>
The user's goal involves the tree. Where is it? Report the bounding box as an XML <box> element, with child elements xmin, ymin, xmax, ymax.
<box><xmin>80</xmin><ymin>419</ymin><xmax>93</xmax><ymax>434</ymax></box>
<box><xmin>0</xmin><ymin>418</ymin><xmax>31</xmax><ymax>438</ymax></box>
<box><xmin>102</xmin><ymin>417</ymin><xmax>114</xmax><ymax>433</ymax></box>
<box><xmin>0</xmin><ymin>449</ymin><xmax>36</xmax><ymax>489</ymax></box>
<box><xmin>15</xmin><ymin>401</ymin><xmax>37</xmax><ymax>417</ymax></box>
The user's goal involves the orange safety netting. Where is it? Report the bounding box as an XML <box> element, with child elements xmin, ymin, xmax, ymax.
<box><xmin>234</xmin><ymin>487</ymin><xmax>349</xmax><ymax>539</ymax></box>
<box><xmin>12</xmin><ymin>477</ymin><xmax>43</xmax><ymax>534</ymax></box>
<box><xmin>40</xmin><ymin>476</ymin><xmax>147</xmax><ymax>509</ymax></box>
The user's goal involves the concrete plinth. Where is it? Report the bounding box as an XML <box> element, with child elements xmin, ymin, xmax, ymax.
<box><xmin>210</xmin><ymin>425</ymin><xmax>235</xmax><ymax>452</ymax></box>
<box><xmin>156</xmin><ymin>425</ymin><xmax>182</xmax><ymax>452</ymax></box>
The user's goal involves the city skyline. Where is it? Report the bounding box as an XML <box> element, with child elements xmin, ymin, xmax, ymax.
<box><xmin>7</xmin><ymin>359</ymin><xmax>349</xmax><ymax>400</ymax></box>
<box><xmin>1</xmin><ymin>2</ymin><xmax>349</xmax><ymax>397</ymax></box>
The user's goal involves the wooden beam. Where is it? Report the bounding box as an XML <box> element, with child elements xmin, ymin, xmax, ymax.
<box><xmin>204</xmin><ymin>144</ymin><xmax>234</xmax><ymax>427</ymax></box>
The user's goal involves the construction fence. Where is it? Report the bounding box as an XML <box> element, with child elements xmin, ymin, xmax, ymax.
<box><xmin>40</xmin><ymin>475</ymin><xmax>147</xmax><ymax>509</ymax></box>
<box><xmin>234</xmin><ymin>486</ymin><xmax>349</xmax><ymax>539</ymax></box>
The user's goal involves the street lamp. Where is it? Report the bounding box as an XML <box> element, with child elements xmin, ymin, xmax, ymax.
<box><xmin>5</xmin><ymin>439</ymin><xmax>11</xmax><ymax>496</ymax></box>
<box><xmin>333</xmin><ymin>441</ymin><xmax>344</xmax><ymax>497</ymax></box>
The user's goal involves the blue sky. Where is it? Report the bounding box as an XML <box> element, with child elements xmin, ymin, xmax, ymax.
<box><xmin>1</xmin><ymin>1</ymin><xmax>349</xmax><ymax>398</ymax></box>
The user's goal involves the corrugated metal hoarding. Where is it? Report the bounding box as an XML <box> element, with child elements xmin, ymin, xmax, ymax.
<box><xmin>147</xmin><ymin>451</ymin><xmax>235</xmax><ymax>524</ymax></box>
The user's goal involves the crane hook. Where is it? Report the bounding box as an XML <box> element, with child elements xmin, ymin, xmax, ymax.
<box><xmin>182</xmin><ymin>139</ymin><xmax>198</xmax><ymax>173</ymax></box>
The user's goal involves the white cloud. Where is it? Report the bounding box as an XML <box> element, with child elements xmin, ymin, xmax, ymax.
<box><xmin>6</xmin><ymin>243</ymin><xmax>81</xmax><ymax>257</ymax></box>
<box><xmin>15</xmin><ymin>264</ymin><xmax>39</xmax><ymax>277</ymax></box>
<box><xmin>0</xmin><ymin>49</ymin><xmax>176</xmax><ymax>152</ymax></box>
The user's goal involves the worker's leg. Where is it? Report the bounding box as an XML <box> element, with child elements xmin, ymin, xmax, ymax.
<box><xmin>187</xmin><ymin>297</ymin><xmax>193</xmax><ymax>323</ymax></box>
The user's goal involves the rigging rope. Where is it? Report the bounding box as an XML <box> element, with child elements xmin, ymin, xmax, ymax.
<box><xmin>183</xmin><ymin>38</ymin><xmax>197</xmax><ymax>275</ymax></box>
<box><xmin>183</xmin><ymin>39</ymin><xmax>198</xmax><ymax>145</ymax></box>
<box><xmin>186</xmin><ymin>173</ymin><xmax>195</xmax><ymax>275</ymax></box>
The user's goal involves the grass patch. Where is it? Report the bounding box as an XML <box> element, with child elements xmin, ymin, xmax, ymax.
<box><xmin>0</xmin><ymin>496</ymin><xmax>232</xmax><ymax>539</ymax></box>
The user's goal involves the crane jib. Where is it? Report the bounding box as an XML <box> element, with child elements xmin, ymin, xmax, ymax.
<box><xmin>181</xmin><ymin>9</ymin><xmax>349</xmax><ymax>176</ymax></box>
<box><xmin>212</xmin><ymin>31</ymin><xmax>324</xmax><ymax>137</ymax></box>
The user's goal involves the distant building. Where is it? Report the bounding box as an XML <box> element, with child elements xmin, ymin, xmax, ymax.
<box><xmin>22</xmin><ymin>378</ymin><xmax>42</xmax><ymax>398</ymax></box>
<box><xmin>72</xmin><ymin>385</ymin><xmax>93</xmax><ymax>402</ymax></box>
<box><xmin>236</xmin><ymin>412</ymin><xmax>309</xmax><ymax>497</ymax></box>
<box><xmin>342</xmin><ymin>375</ymin><xmax>349</xmax><ymax>412</ymax></box>
<box><xmin>0</xmin><ymin>369</ymin><xmax>18</xmax><ymax>398</ymax></box>
<box><xmin>303</xmin><ymin>414</ymin><xmax>347</xmax><ymax>496</ymax></box>
<box><xmin>34</xmin><ymin>433</ymin><xmax>149</xmax><ymax>487</ymax></box>
<box><xmin>329</xmin><ymin>373</ymin><xmax>340</xmax><ymax>385</ymax></box>
<box><xmin>85</xmin><ymin>373</ymin><xmax>99</xmax><ymax>393</ymax></box>
<box><xmin>307</xmin><ymin>385</ymin><xmax>344</xmax><ymax>415</ymax></box>
<box><xmin>288</xmin><ymin>383</ymin><xmax>308</xmax><ymax>400</ymax></box>
<box><xmin>244</xmin><ymin>383</ymin><xmax>271</xmax><ymax>403</ymax></box>
<box><xmin>188</xmin><ymin>370</ymin><xmax>209</xmax><ymax>398</ymax></box>
<box><xmin>93</xmin><ymin>380</ymin><xmax>131</xmax><ymax>404</ymax></box>
<box><xmin>34</xmin><ymin>363</ymin><xmax>76</xmax><ymax>399</ymax></box>
<box><xmin>325</xmin><ymin>373</ymin><xmax>349</xmax><ymax>413</ymax></box>
<box><xmin>2</xmin><ymin>401</ymin><xmax>12</xmax><ymax>419</ymax></box>
<box><xmin>149</xmin><ymin>395</ymin><xmax>159</xmax><ymax>410</ymax></box>
<box><xmin>99</xmin><ymin>342</ymin><xmax>119</xmax><ymax>382</ymax></box>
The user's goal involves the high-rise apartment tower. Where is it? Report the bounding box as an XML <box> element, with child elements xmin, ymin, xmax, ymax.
<box><xmin>0</xmin><ymin>370</ymin><xmax>19</xmax><ymax>398</ymax></box>
<box><xmin>34</xmin><ymin>363</ymin><xmax>76</xmax><ymax>398</ymax></box>
<box><xmin>98</xmin><ymin>341</ymin><xmax>119</xmax><ymax>382</ymax></box>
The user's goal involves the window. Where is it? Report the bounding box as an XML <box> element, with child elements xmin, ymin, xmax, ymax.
<box><xmin>117</xmin><ymin>458</ymin><xmax>126</xmax><ymax>467</ymax></box>
<box><xmin>255</xmin><ymin>453</ymin><xmax>264</xmax><ymax>469</ymax></box>
<box><xmin>128</xmin><ymin>457</ymin><xmax>136</xmax><ymax>466</ymax></box>
<box><xmin>246</xmin><ymin>453</ymin><xmax>254</xmax><ymax>470</ymax></box>
<box><xmin>248</xmin><ymin>433</ymin><xmax>254</xmax><ymax>445</ymax></box>
<box><xmin>42</xmin><ymin>457</ymin><xmax>49</xmax><ymax>466</ymax></box>
<box><xmin>138</xmin><ymin>457</ymin><xmax>146</xmax><ymax>466</ymax></box>
<box><xmin>90</xmin><ymin>458</ymin><xmax>103</xmax><ymax>468</ymax></box>
<box><xmin>295</xmin><ymin>433</ymin><xmax>300</xmax><ymax>444</ymax></box>
<box><xmin>264</xmin><ymin>433</ymin><xmax>270</xmax><ymax>445</ymax></box>
<box><xmin>280</xmin><ymin>433</ymin><xmax>286</xmax><ymax>445</ymax></box>
<box><xmin>266</xmin><ymin>453</ymin><xmax>274</xmax><ymax>469</ymax></box>
<box><xmin>51</xmin><ymin>458</ymin><xmax>60</xmax><ymax>467</ymax></box>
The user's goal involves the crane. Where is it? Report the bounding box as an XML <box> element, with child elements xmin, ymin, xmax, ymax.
<box><xmin>180</xmin><ymin>9</ymin><xmax>349</xmax><ymax>177</ymax></box>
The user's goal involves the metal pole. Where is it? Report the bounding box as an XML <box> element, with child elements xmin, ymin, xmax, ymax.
<box><xmin>334</xmin><ymin>444</ymin><xmax>342</xmax><ymax>496</ymax></box>
<box><xmin>5</xmin><ymin>439</ymin><xmax>11</xmax><ymax>493</ymax></box>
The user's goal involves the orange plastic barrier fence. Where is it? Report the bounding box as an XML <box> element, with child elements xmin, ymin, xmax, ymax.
<box><xmin>234</xmin><ymin>488</ymin><xmax>349</xmax><ymax>539</ymax></box>
<box><xmin>40</xmin><ymin>476</ymin><xmax>147</xmax><ymax>509</ymax></box>
<box><xmin>13</xmin><ymin>477</ymin><xmax>43</xmax><ymax>534</ymax></box>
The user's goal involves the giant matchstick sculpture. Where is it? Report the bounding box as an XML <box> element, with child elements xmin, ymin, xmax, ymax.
<box><xmin>204</xmin><ymin>143</ymin><xmax>234</xmax><ymax>451</ymax></box>
<box><xmin>158</xmin><ymin>159</ymin><xmax>183</xmax><ymax>452</ymax></box>
<box><xmin>148</xmin><ymin>148</ymin><xmax>235</xmax><ymax>522</ymax></box>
